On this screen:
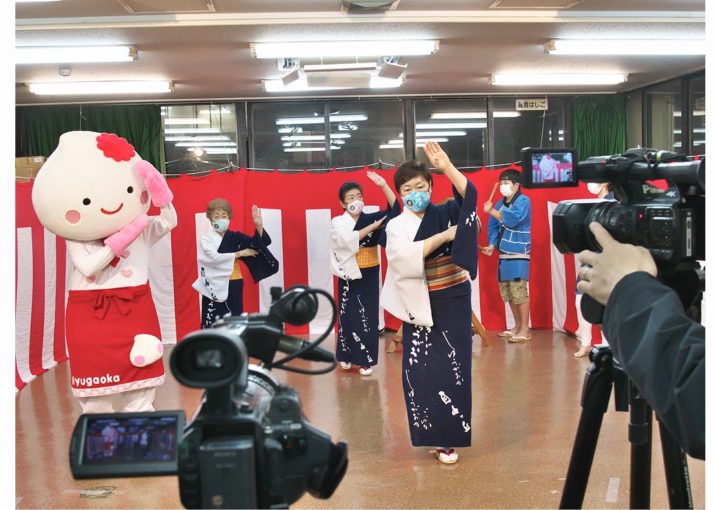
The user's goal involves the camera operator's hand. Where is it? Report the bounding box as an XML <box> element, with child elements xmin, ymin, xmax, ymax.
<box><xmin>576</xmin><ymin>223</ymin><xmax>657</xmax><ymax>305</ymax></box>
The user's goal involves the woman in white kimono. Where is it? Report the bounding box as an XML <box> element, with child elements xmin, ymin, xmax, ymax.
<box><xmin>193</xmin><ymin>198</ymin><xmax>278</xmax><ymax>328</ymax></box>
<box><xmin>381</xmin><ymin>141</ymin><xmax>478</xmax><ymax>464</ymax></box>
<box><xmin>330</xmin><ymin>171</ymin><xmax>398</xmax><ymax>376</ymax></box>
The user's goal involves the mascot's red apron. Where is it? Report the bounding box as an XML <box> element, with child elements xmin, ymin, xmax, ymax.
<box><xmin>66</xmin><ymin>282</ymin><xmax>165</xmax><ymax>397</ymax></box>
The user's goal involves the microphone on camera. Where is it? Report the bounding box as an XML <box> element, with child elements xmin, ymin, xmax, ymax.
<box><xmin>277</xmin><ymin>336</ymin><xmax>335</xmax><ymax>363</ymax></box>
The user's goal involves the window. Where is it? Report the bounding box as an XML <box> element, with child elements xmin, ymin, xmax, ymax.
<box><xmin>329</xmin><ymin>100</ymin><xmax>405</xmax><ymax>168</ymax></box>
<box><xmin>414</xmin><ymin>99</ymin><xmax>486</xmax><ymax>169</ymax></box>
<box><xmin>689</xmin><ymin>74</ymin><xmax>705</xmax><ymax>155</ymax></box>
<box><xmin>162</xmin><ymin>104</ymin><xmax>238</xmax><ymax>174</ymax></box>
<box><xmin>646</xmin><ymin>79</ymin><xmax>681</xmax><ymax>152</ymax></box>
<box><xmin>626</xmin><ymin>91</ymin><xmax>643</xmax><ymax>149</ymax></box>
<box><xmin>492</xmin><ymin>97</ymin><xmax>565</xmax><ymax>166</ymax></box>
<box><xmin>250</xmin><ymin>102</ymin><xmax>326</xmax><ymax>170</ymax></box>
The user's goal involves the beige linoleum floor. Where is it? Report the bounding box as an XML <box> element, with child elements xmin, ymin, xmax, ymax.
<box><xmin>15</xmin><ymin>330</ymin><xmax>705</xmax><ymax>509</ymax></box>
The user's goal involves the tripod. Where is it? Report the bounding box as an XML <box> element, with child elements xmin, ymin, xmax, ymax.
<box><xmin>559</xmin><ymin>345</ymin><xmax>693</xmax><ymax>509</ymax></box>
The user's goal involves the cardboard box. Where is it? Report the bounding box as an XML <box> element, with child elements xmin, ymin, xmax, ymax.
<box><xmin>16</xmin><ymin>156</ymin><xmax>46</xmax><ymax>182</ymax></box>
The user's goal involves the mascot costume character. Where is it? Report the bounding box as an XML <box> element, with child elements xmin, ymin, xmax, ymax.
<box><xmin>32</xmin><ymin>131</ymin><xmax>177</xmax><ymax>413</ymax></box>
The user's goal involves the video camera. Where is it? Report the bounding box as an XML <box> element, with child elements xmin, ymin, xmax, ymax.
<box><xmin>69</xmin><ymin>285</ymin><xmax>348</xmax><ymax>509</ymax></box>
<box><xmin>520</xmin><ymin>146</ymin><xmax>705</xmax><ymax>321</ymax></box>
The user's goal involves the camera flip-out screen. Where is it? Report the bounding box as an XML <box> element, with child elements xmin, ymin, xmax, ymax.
<box><xmin>521</xmin><ymin>148</ymin><xmax>578</xmax><ymax>189</ymax></box>
<box><xmin>70</xmin><ymin>411</ymin><xmax>185</xmax><ymax>479</ymax></box>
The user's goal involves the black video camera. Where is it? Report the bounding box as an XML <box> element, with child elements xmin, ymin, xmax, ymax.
<box><xmin>70</xmin><ymin>285</ymin><xmax>348</xmax><ymax>509</ymax></box>
<box><xmin>521</xmin><ymin>147</ymin><xmax>705</xmax><ymax>321</ymax></box>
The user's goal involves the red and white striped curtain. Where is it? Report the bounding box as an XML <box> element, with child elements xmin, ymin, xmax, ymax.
<box><xmin>15</xmin><ymin>166</ymin><xmax>601</xmax><ymax>391</ymax></box>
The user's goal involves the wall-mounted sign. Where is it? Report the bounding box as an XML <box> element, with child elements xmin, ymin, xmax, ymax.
<box><xmin>516</xmin><ymin>98</ymin><xmax>548</xmax><ymax>111</ymax></box>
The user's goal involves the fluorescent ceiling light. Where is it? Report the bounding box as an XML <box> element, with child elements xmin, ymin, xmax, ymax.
<box><xmin>673</xmin><ymin>110</ymin><xmax>705</xmax><ymax>117</ymax></box>
<box><xmin>252</xmin><ymin>40</ymin><xmax>439</xmax><ymax>59</ymax></box>
<box><xmin>387</xmin><ymin>138</ymin><xmax>449</xmax><ymax>145</ymax></box>
<box><xmin>263</xmin><ymin>79</ymin><xmax>348</xmax><ymax>93</ymax></box>
<box><xmin>28</xmin><ymin>80</ymin><xmax>173</xmax><ymax>95</ymax></box>
<box><xmin>175</xmin><ymin>142</ymin><xmax>237</xmax><ymax>147</ymax></box>
<box><xmin>281</xmin><ymin>134</ymin><xmax>351</xmax><ymax>141</ymax></box>
<box><xmin>163</xmin><ymin>118</ymin><xmax>210</xmax><ymax>125</ymax></box>
<box><xmin>284</xmin><ymin>147</ymin><xmax>341</xmax><ymax>152</ymax></box>
<box><xmin>304</xmin><ymin>62</ymin><xmax>378</xmax><ymax>71</ymax></box>
<box><xmin>263</xmin><ymin>75</ymin><xmax>403</xmax><ymax>92</ymax></box>
<box><xmin>430</xmin><ymin>111</ymin><xmax>521</xmax><ymax>119</ymax></box>
<box><xmin>16</xmin><ymin>45</ymin><xmax>137</xmax><ymax>64</ymax></box>
<box><xmin>544</xmin><ymin>39</ymin><xmax>706</xmax><ymax>56</ymax></box>
<box><xmin>199</xmin><ymin>108</ymin><xmax>232</xmax><ymax>115</ymax></box>
<box><xmin>492</xmin><ymin>73</ymin><xmax>627</xmax><ymax>86</ymax></box>
<box><xmin>276</xmin><ymin>114</ymin><xmax>367</xmax><ymax>125</ymax></box>
<box><xmin>379</xmin><ymin>145</ymin><xmax>404</xmax><ymax>149</ymax></box>
<box><xmin>203</xmin><ymin>148</ymin><xmax>237</xmax><ymax>155</ymax></box>
<box><xmin>408</xmin><ymin>131</ymin><xmax>467</xmax><ymax>137</ymax></box>
<box><xmin>164</xmin><ymin>127</ymin><xmax>220</xmax><ymax>134</ymax></box>
<box><xmin>369</xmin><ymin>76</ymin><xmax>404</xmax><ymax>89</ymax></box>
<box><xmin>416</xmin><ymin>122</ymin><xmax>486</xmax><ymax>129</ymax></box>
<box><xmin>165</xmin><ymin>136</ymin><xmax>230</xmax><ymax>142</ymax></box>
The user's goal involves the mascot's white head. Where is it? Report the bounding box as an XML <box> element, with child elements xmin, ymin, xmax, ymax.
<box><xmin>32</xmin><ymin>131</ymin><xmax>151</xmax><ymax>241</ymax></box>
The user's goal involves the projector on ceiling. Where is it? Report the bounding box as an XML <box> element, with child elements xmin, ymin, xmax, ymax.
<box><xmin>341</xmin><ymin>0</ymin><xmax>401</xmax><ymax>13</ymax></box>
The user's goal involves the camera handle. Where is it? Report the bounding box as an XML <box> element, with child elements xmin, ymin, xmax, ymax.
<box><xmin>559</xmin><ymin>346</ymin><xmax>693</xmax><ymax>509</ymax></box>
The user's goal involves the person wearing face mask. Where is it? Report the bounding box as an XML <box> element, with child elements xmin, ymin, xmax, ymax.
<box><xmin>482</xmin><ymin>169</ymin><xmax>532</xmax><ymax>343</ymax></box>
<box><xmin>330</xmin><ymin>172</ymin><xmax>399</xmax><ymax>376</ymax></box>
<box><xmin>192</xmin><ymin>198</ymin><xmax>279</xmax><ymax>328</ymax></box>
<box><xmin>381</xmin><ymin>141</ymin><xmax>478</xmax><ymax>465</ymax></box>
<box><xmin>574</xmin><ymin>182</ymin><xmax>615</xmax><ymax>357</ymax></box>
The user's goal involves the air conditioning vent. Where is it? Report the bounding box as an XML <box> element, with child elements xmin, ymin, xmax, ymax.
<box><xmin>341</xmin><ymin>1</ymin><xmax>401</xmax><ymax>14</ymax></box>
<box><xmin>118</xmin><ymin>0</ymin><xmax>215</xmax><ymax>14</ymax></box>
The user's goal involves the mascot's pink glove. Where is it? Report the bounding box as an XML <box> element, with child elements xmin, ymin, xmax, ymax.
<box><xmin>104</xmin><ymin>214</ymin><xmax>150</xmax><ymax>256</ymax></box>
<box><xmin>134</xmin><ymin>160</ymin><xmax>173</xmax><ymax>207</ymax></box>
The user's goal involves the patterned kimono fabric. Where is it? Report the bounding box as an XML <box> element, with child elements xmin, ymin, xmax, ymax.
<box><xmin>336</xmin><ymin>210</ymin><xmax>387</xmax><ymax>367</ymax></box>
<box><xmin>403</xmin><ymin>200</ymin><xmax>474</xmax><ymax>447</ymax></box>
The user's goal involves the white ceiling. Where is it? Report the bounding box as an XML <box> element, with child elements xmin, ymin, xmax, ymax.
<box><xmin>15</xmin><ymin>0</ymin><xmax>706</xmax><ymax>105</ymax></box>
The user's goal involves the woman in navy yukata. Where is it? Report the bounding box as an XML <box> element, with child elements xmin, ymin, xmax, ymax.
<box><xmin>381</xmin><ymin>141</ymin><xmax>478</xmax><ymax>464</ymax></box>
<box><xmin>330</xmin><ymin>171</ymin><xmax>399</xmax><ymax>377</ymax></box>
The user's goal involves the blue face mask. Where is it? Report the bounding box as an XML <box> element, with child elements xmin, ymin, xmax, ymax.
<box><xmin>402</xmin><ymin>190</ymin><xmax>431</xmax><ymax>213</ymax></box>
<box><xmin>212</xmin><ymin>218</ymin><xmax>229</xmax><ymax>233</ymax></box>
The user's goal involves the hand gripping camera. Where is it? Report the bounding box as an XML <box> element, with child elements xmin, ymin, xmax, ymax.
<box><xmin>69</xmin><ymin>286</ymin><xmax>348</xmax><ymax>509</ymax></box>
<box><xmin>521</xmin><ymin>147</ymin><xmax>705</xmax><ymax>322</ymax></box>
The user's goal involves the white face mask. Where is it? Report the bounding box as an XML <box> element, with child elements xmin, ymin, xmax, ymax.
<box><xmin>587</xmin><ymin>182</ymin><xmax>604</xmax><ymax>195</ymax></box>
<box><xmin>346</xmin><ymin>199</ymin><xmax>364</xmax><ymax>215</ymax></box>
<box><xmin>499</xmin><ymin>184</ymin><xmax>514</xmax><ymax>198</ymax></box>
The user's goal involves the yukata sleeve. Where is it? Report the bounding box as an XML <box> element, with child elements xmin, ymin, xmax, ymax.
<box><xmin>450</xmin><ymin>180</ymin><xmax>478</xmax><ymax>279</ymax></box>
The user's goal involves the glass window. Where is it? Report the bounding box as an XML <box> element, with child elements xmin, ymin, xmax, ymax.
<box><xmin>689</xmin><ymin>74</ymin><xmax>705</xmax><ymax>155</ymax></box>
<box><xmin>626</xmin><ymin>91</ymin><xmax>643</xmax><ymax>149</ymax></box>
<box><xmin>646</xmin><ymin>79</ymin><xmax>681</xmax><ymax>152</ymax></box>
<box><xmin>162</xmin><ymin>104</ymin><xmax>238</xmax><ymax>174</ymax></box>
<box><xmin>492</xmin><ymin>97</ymin><xmax>565</xmax><ymax>166</ymax></box>
<box><xmin>251</xmin><ymin>102</ymin><xmax>326</xmax><ymax>170</ymax></box>
<box><xmin>414</xmin><ymin>99</ymin><xmax>487</xmax><ymax>169</ymax></box>
<box><xmin>328</xmin><ymin>100</ymin><xmax>405</xmax><ymax>168</ymax></box>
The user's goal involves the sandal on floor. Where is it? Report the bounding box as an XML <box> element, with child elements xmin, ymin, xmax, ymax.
<box><xmin>497</xmin><ymin>330</ymin><xmax>515</xmax><ymax>337</ymax></box>
<box><xmin>430</xmin><ymin>448</ymin><xmax>458</xmax><ymax>464</ymax></box>
<box><xmin>339</xmin><ymin>362</ymin><xmax>352</xmax><ymax>370</ymax></box>
<box><xmin>508</xmin><ymin>335</ymin><xmax>532</xmax><ymax>343</ymax></box>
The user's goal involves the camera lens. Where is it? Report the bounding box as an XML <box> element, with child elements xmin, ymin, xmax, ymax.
<box><xmin>194</xmin><ymin>349</ymin><xmax>224</xmax><ymax>370</ymax></box>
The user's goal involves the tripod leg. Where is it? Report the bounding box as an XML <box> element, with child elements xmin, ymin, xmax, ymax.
<box><xmin>628</xmin><ymin>386</ymin><xmax>652</xmax><ymax>509</ymax></box>
<box><xmin>559</xmin><ymin>352</ymin><xmax>614</xmax><ymax>509</ymax></box>
<box><xmin>658</xmin><ymin>420</ymin><xmax>694</xmax><ymax>509</ymax></box>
